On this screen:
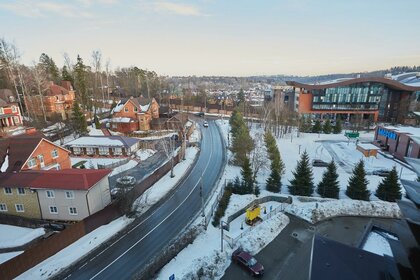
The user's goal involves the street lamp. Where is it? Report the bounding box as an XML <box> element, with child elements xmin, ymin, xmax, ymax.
<box><xmin>220</xmin><ymin>221</ymin><xmax>228</xmax><ymax>252</ymax></box>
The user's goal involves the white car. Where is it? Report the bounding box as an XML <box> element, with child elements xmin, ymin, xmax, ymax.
<box><xmin>203</xmin><ymin>121</ymin><xmax>209</xmax><ymax>127</ymax></box>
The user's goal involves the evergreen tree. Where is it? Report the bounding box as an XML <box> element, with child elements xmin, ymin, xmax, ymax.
<box><xmin>230</xmin><ymin>113</ymin><xmax>254</xmax><ymax>165</ymax></box>
<box><xmin>39</xmin><ymin>53</ymin><xmax>60</xmax><ymax>83</ymax></box>
<box><xmin>346</xmin><ymin>160</ymin><xmax>370</xmax><ymax>201</ymax></box>
<box><xmin>312</xmin><ymin>120</ymin><xmax>322</xmax><ymax>133</ymax></box>
<box><xmin>62</xmin><ymin>66</ymin><xmax>74</xmax><ymax>84</ymax></box>
<box><xmin>237</xmin><ymin>88</ymin><xmax>245</xmax><ymax>105</ymax></box>
<box><xmin>266</xmin><ymin>169</ymin><xmax>281</xmax><ymax>193</ymax></box>
<box><xmin>264</xmin><ymin>130</ymin><xmax>285</xmax><ymax>193</ymax></box>
<box><xmin>317</xmin><ymin>161</ymin><xmax>340</xmax><ymax>198</ymax></box>
<box><xmin>299</xmin><ymin>116</ymin><xmax>312</xmax><ymax>133</ymax></box>
<box><xmin>375</xmin><ymin>166</ymin><xmax>402</xmax><ymax>202</ymax></box>
<box><xmin>74</xmin><ymin>55</ymin><xmax>89</xmax><ymax>110</ymax></box>
<box><xmin>289</xmin><ymin>151</ymin><xmax>314</xmax><ymax>196</ymax></box>
<box><xmin>241</xmin><ymin>155</ymin><xmax>254</xmax><ymax>194</ymax></box>
<box><xmin>232</xmin><ymin>176</ymin><xmax>242</xmax><ymax>194</ymax></box>
<box><xmin>71</xmin><ymin>101</ymin><xmax>88</xmax><ymax>136</ymax></box>
<box><xmin>333</xmin><ymin>119</ymin><xmax>342</xmax><ymax>134</ymax></box>
<box><xmin>323</xmin><ymin>119</ymin><xmax>332</xmax><ymax>134</ymax></box>
<box><xmin>94</xmin><ymin>115</ymin><xmax>101</xmax><ymax>129</ymax></box>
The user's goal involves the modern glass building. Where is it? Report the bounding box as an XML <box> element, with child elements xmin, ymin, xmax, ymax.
<box><xmin>286</xmin><ymin>77</ymin><xmax>420</xmax><ymax>123</ymax></box>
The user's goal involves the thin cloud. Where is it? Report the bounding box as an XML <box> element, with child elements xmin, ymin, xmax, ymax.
<box><xmin>155</xmin><ymin>2</ymin><xmax>206</xmax><ymax>16</ymax></box>
<box><xmin>0</xmin><ymin>1</ymin><xmax>93</xmax><ymax>18</ymax></box>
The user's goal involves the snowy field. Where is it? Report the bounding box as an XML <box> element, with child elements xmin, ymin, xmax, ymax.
<box><xmin>0</xmin><ymin>224</ymin><xmax>45</xmax><ymax>249</ymax></box>
<box><xmin>0</xmin><ymin>251</ymin><xmax>23</xmax><ymax>265</ymax></box>
<box><xmin>109</xmin><ymin>160</ymin><xmax>138</xmax><ymax>176</ymax></box>
<box><xmin>16</xmin><ymin>216</ymin><xmax>133</xmax><ymax>280</ymax></box>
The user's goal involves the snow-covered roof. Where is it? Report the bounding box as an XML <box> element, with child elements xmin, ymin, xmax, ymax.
<box><xmin>66</xmin><ymin>136</ymin><xmax>139</xmax><ymax>148</ymax></box>
<box><xmin>111</xmin><ymin>101</ymin><xmax>125</xmax><ymax>114</ymax></box>
<box><xmin>380</xmin><ymin>125</ymin><xmax>420</xmax><ymax>136</ymax></box>
<box><xmin>357</xmin><ymin>143</ymin><xmax>379</xmax><ymax>150</ymax></box>
<box><xmin>391</xmin><ymin>72</ymin><xmax>420</xmax><ymax>87</ymax></box>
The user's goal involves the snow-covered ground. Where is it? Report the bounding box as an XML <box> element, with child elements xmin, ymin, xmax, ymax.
<box><xmin>70</xmin><ymin>157</ymin><xmax>125</xmax><ymax>168</ymax></box>
<box><xmin>136</xmin><ymin>149</ymin><xmax>156</xmax><ymax>161</ymax></box>
<box><xmin>109</xmin><ymin>160</ymin><xmax>138</xmax><ymax>176</ymax></box>
<box><xmin>17</xmin><ymin>216</ymin><xmax>133</xmax><ymax>280</ymax></box>
<box><xmin>0</xmin><ymin>251</ymin><xmax>23</xmax><ymax>265</ymax></box>
<box><xmin>0</xmin><ymin>224</ymin><xmax>45</xmax><ymax>249</ymax></box>
<box><xmin>133</xmin><ymin>147</ymin><xmax>199</xmax><ymax>216</ymax></box>
<box><xmin>87</xmin><ymin>127</ymin><xmax>105</xmax><ymax>136</ymax></box>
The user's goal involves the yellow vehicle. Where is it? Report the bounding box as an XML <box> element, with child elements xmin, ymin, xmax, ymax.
<box><xmin>245</xmin><ymin>204</ymin><xmax>261</xmax><ymax>225</ymax></box>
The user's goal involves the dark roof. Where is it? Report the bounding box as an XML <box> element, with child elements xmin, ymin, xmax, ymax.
<box><xmin>400</xmin><ymin>179</ymin><xmax>420</xmax><ymax>206</ymax></box>
<box><xmin>122</xmin><ymin>96</ymin><xmax>152</xmax><ymax>107</ymax></box>
<box><xmin>286</xmin><ymin>77</ymin><xmax>420</xmax><ymax>92</ymax></box>
<box><xmin>0</xmin><ymin>131</ymin><xmax>46</xmax><ymax>172</ymax></box>
<box><xmin>310</xmin><ymin>235</ymin><xmax>398</xmax><ymax>280</ymax></box>
<box><xmin>0</xmin><ymin>169</ymin><xmax>111</xmax><ymax>190</ymax></box>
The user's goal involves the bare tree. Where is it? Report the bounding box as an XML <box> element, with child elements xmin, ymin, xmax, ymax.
<box><xmin>31</xmin><ymin>62</ymin><xmax>49</xmax><ymax>122</ymax></box>
<box><xmin>105</xmin><ymin>58</ymin><xmax>111</xmax><ymax>100</ymax></box>
<box><xmin>161</xmin><ymin>137</ymin><xmax>176</xmax><ymax>178</ymax></box>
<box><xmin>91</xmin><ymin>50</ymin><xmax>105</xmax><ymax>106</ymax></box>
<box><xmin>251</xmin><ymin>131</ymin><xmax>267</xmax><ymax>182</ymax></box>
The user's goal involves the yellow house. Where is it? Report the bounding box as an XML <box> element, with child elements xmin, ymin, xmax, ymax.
<box><xmin>0</xmin><ymin>186</ymin><xmax>41</xmax><ymax>219</ymax></box>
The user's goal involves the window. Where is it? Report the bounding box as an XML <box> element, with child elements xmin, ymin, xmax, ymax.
<box><xmin>0</xmin><ymin>203</ymin><xmax>7</xmax><ymax>211</ymax></box>
<box><xmin>69</xmin><ymin>207</ymin><xmax>78</xmax><ymax>215</ymax></box>
<box><xmin>65</xmin><ymin>191</ymin><xmax>74</xmax><ymax>199</ymax></box>
<box><xmin>86</xmin><ymin>147</ymin><xmax>95</xmax><ymax>155</ymax></box>
<box><xmin>56</xmin><ymin>164</ymin><xmax>61</xmax><ymax>170</ymax></box>
<box><xmin>51</xmin><ymin>149</ymin><xmax>58</xmax><ymax>158</ymax></box>
<box><xmin>134</xmin><ymin>107</ymin><xmax>138</xmax><ymax>112</ymax></box>
<box><xmin>46</xmin><ymin>190</ymin><xmax>55</xmax><ymax>198</ymax></box>
<box><xmin>124</xmin><ymin>107</ymin><xmax>129</xmax><ymax>112</ymax></box>
<box><xmin>17</xmin><ymin>188</ymin><xmax>25</xmax><ymax>195</ymax></box>
<box><xmin>15</xmin><ymin>204</ymin><xmax>24</xmax><ymax>212</ymax></box>
<box><xmin>12</xmin><ymin>106</ymin><xmax>17</xmax><ymax>113</ymax></box>
<box><xmin>113</xmin><ymin>147</ymin><xmax>122</xmax><ymax>155</ymax></box>
<box><xmin>73</xmin><ymin>147</ymin><xmax>82</xmax><ymax>155</ymax></box>
<box><xmin>13</xmin><ymin>116</ymin><xmax>20</xmax><ymax>124</ymax></box>
<box><xmin>99</xmin><ymin>147</ymin><xmax>109</xmax><ymax>155</ymax></box>
<box><xmin>4</xmin><ymin>187</ymin><xmax>12</xmax><ymax>195</ymax></box>
<box><xmin>49</xmin><ymin>206</ymin><xmax>58</xmax><ymax>214</ymax></box>
<box><xmin>27</xmin><ymin>158</ymin><xmax>37</xmax><ymax>168</ymax></box>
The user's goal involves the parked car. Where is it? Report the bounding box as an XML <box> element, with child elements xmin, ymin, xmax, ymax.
<box><xmin>312</xmin><ymin>159</ymin><xmax>329</xmax><ymax>167</ymax></box>
<box><xmin>43</xmin><ymin>223</ymin><xmax>66</xmax><ymax>231</ymax></box>
<box><xmin>195</xmin><ymin>112</ymin><xmax>205</xmax><ymax>117</ymax></box>
<box><xmin>203</xmin><ymin>121</ymin><xmax>209</xmax><ymax>127</ymax></box>
<box><xmin>373</xmin><ymin>169</ymin><xmax>391</xmax><ymax>177</ymax></box>
<box><xmin>232</xmin><ymin>248</ymin><xmax>264</xmax><ymax>277</ymax></box>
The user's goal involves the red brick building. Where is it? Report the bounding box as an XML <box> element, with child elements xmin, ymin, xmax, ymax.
<box><xmin>110</xmin><ymin>96</ymin><xmax>159</xmax><ymax>133</ymax></box>
<box><xmin>0</xmin><ymin>130</ymin><xmax>71</xmax><ymax>172</ymax></box>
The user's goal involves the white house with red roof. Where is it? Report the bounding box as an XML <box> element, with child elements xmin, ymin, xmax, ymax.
<box><xmin>0</xmin><ymin>169</ymin><xmax>111</xmax><ymax>221</ymax></box>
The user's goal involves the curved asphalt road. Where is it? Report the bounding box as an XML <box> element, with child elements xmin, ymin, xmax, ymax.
<box><xmin>64</xmin><ymin>120</ymin><xmax>224</xmax><ymax>280</ymax></box>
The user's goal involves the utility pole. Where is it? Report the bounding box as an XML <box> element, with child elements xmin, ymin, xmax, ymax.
<box><xmin>170</xmin><ymin>137</ymin><xmax>175</xmax><ymax>178</ymax></box>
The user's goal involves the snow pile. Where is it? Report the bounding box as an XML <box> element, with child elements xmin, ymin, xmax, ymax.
<box><xmin>188</xmin><ymin>127</ymin><xmax>201</xmax><ymax>143</ymax></box>
<box><xmin>158</xmin><ymin>213</ymin><xmax>289</xmax><ymax>280</ymax></box>
<box><xmin>133</xmin><ymin>147</ymin><xmax>199</xmax><ymax>215</ymax></box>
<box><xmin>1</xmin><ymin>153</ymin><xmax>9</xmax><ymax>172</ymax></box>
<box><xmin>109</xmin><ymin>160</ymin><xmax>138</xmax><ymax>176</ymax></box>
<box><xmin>17</xmin><ymin>216</ymin><xmax>133</xmax><ymax>280</ymax></box>
<box><xmin>0</xmin><ymin>251</ymin><xmax>24</xmax><ymax>265</ymax></box>
<box><xmin>136</xmin><ymin>149</ymin><xmax>156</xmax><ymax>161</ymax></box>
<box><xmin>285</xmin><ymin>198</ymin><xmax>401</xmax><ymax>224</ymax></box>
<box><xmin>0</xmin><ymin>224</ymin><xmax>45</xmax><ymax>249</ymax></box>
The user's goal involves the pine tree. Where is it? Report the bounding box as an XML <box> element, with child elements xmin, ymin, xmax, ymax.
<box><xmin>312</xmin><ymin>120</ymin><xmax>322</xmax><ymax>133</ymax></box>
<box><xmin>62</xmin><ymin>66</ymin><xmax>74</xmax><ymax>84</ymax></box>
<box><xmin>299</xmin><ymin>116</ymin><xmax>312</xmax><ymax>133</ymax></box>
<box><xmin>39</xmin><ymin>53</ymin><xmax>60</xmax><ymax>83</ymax></box>
<box><xmin>71</xmin><ymin>101</ymin><xmax>88</xmax><ymax>136</ymax></box>
<box><xmin>241</xmin><ymin>155</ymin><xmax>254</xmax><ymax>194</ymax></box>
<box><xmin>264</xmin><ymin>131</ymin><xmax>285</xmax><ymax>193</ymax></box>
<box><xmin>375</xmin><ymin>166</ymin><xmax>402</xmax><ymax>202</ymax></box>
<box><xmin>230</xmin><ymin>120</ymin><xmax>254</xmax><ymax>166</ymax></box>
<box><xmin>333</xmin><ymin>119</ymin><xmax>342</xmax><ymax>134</ymax></box>
<box><xmin>74</xmin><ymin>55</ymin><xmax>89</xmax><ymax>110</ymax></box>
<box><xmin>266</xmin><ymin>169</ymin><xmax>281</xmax><ymax>193</ymax></box>
<box><xmin>289</xmin><ymin>151</ymin><xmax>314</xmax><ymax>196</ymax></box>
<box><xmin>94</xmin><ymin>115</ymin><xmax>101</xmax><ymax>129</ymax></box>
<box><xmin>317</xmin><ymin>161</ymin><xmax>340</xmax><ymax>198</ymax></box>
<box><xmin>323</xmin><ymin>119</ymin><xmax>332</xmax><ymax>134</ymax></box>
<box><xmin>346</xmin><ymin>160</ymin><xmax>370</xmax><ymax>201</ymax></box>
<box><xmin>232</xmin><ymin>176</ymin><xmax>242</xmax><ymax>194</ymax></box>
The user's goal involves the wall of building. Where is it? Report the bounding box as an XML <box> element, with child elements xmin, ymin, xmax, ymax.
<box><xmin>87</xmin><ymin>177</ymin><xmax>111</xmax><ymax>215</ymax></box>
<box><xmin>297</xmin><ymin>92</ymin><xmax>313</xmax><ymax>113</ymax></box>
<box><xmin>22</xmin><ymin>139</ymin><xmax>71</xmax><ymax>171</ymax></box>
<box><xmin>374</xmin><ymin>126</ymin><xmax>420</xmax><ymax>160</ymax></box>
<box><xmin>37</xmin><ymin>188</ymin><xmax>90</xmax><ymax>221</ymax></box>
<box><xmin>113</xmin><ymin>100</ymin><xmax>138</xmax><ymax>119</ymax></box>
<box><xmin>111</xmin><ymin>121</ymin><xmax>139</xmax><ymax>134</ymax></box>
<box><xmin>0</xmin><ymin>187</ymin><xmax>42</xmax><ymax>219</ymax></box>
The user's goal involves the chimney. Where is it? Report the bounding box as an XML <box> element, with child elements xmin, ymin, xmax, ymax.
<box><xmin>25</xmin><ymin>127</ymin><xmax>37</xmax><ymax>135</ymax></box>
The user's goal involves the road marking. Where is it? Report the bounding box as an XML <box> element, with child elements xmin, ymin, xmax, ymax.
<box><xmin>89</xmin><ymin>124</ymin><xmax>216</xmax><ymax>279</ymax></box>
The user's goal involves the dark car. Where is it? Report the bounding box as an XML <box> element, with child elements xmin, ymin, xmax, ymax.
<box><xmin>195</xmin><ymin>112</ymin><xmax>205</xmax><ymax>117</ymax></box>
<box><xmin>43</xmin><ymin>223</ymin><xmax>66</xmax><ymax>231</ymax></box>
<box><xmin>373</xmin><ymin>169</ymin><xmax>390</xmax><ymax>177</ymax></box>
<box><xmin>312</xmin><ymin>159</ymin><xmax>328</xmax><ymax>167</ymax></box>
<box><xmin>232</xmin><ymin>248</ymin><xmax>264</xmax><ymax>277</ymax></box>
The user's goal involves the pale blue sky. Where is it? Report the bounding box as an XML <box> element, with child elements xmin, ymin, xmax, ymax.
<box><xmin>1</xmin><ymin>0</ymin><xmax>420</xmax><ymax>76</ymax></box>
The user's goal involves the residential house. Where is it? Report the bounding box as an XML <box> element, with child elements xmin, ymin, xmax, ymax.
<box><xmin>0</xmin><ymin>89</ymin><xmax>23</xmax><ymax>136</ymax></box>
<box><xmin>0</xmin><ymin>129</ymin><xmax>71</xmax><ymax>172</ymax></box>
<box><xmin>65</xmin><ymin>135</ymin><xmax>140</xmax><ymax>157</ymax></box>
<box><xmin>0</xmin><ymin>169</ymin><xmax>111</xmax><ymax>221</ymax></box>
<box><xmin>24</xmin><ymin>81</ymin><xmax>76</xmax><ymax>121</ymax></box>
<box><xmin>110</xmin><ymin>96</ymin><xmax>159</xmax><ymax>133</ymax></box>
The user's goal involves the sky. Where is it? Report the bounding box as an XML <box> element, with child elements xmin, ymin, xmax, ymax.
<box><xmin>1</xmin><ymin>0</ymin><xmax>420</xmax><ymax>76</ymax></box>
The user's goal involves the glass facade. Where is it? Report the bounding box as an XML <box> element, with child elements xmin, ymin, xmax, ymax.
<box><xmin>311</xmin><ymin>82</ymin><xmax>387</xmax><ymax>111</ymax></box>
